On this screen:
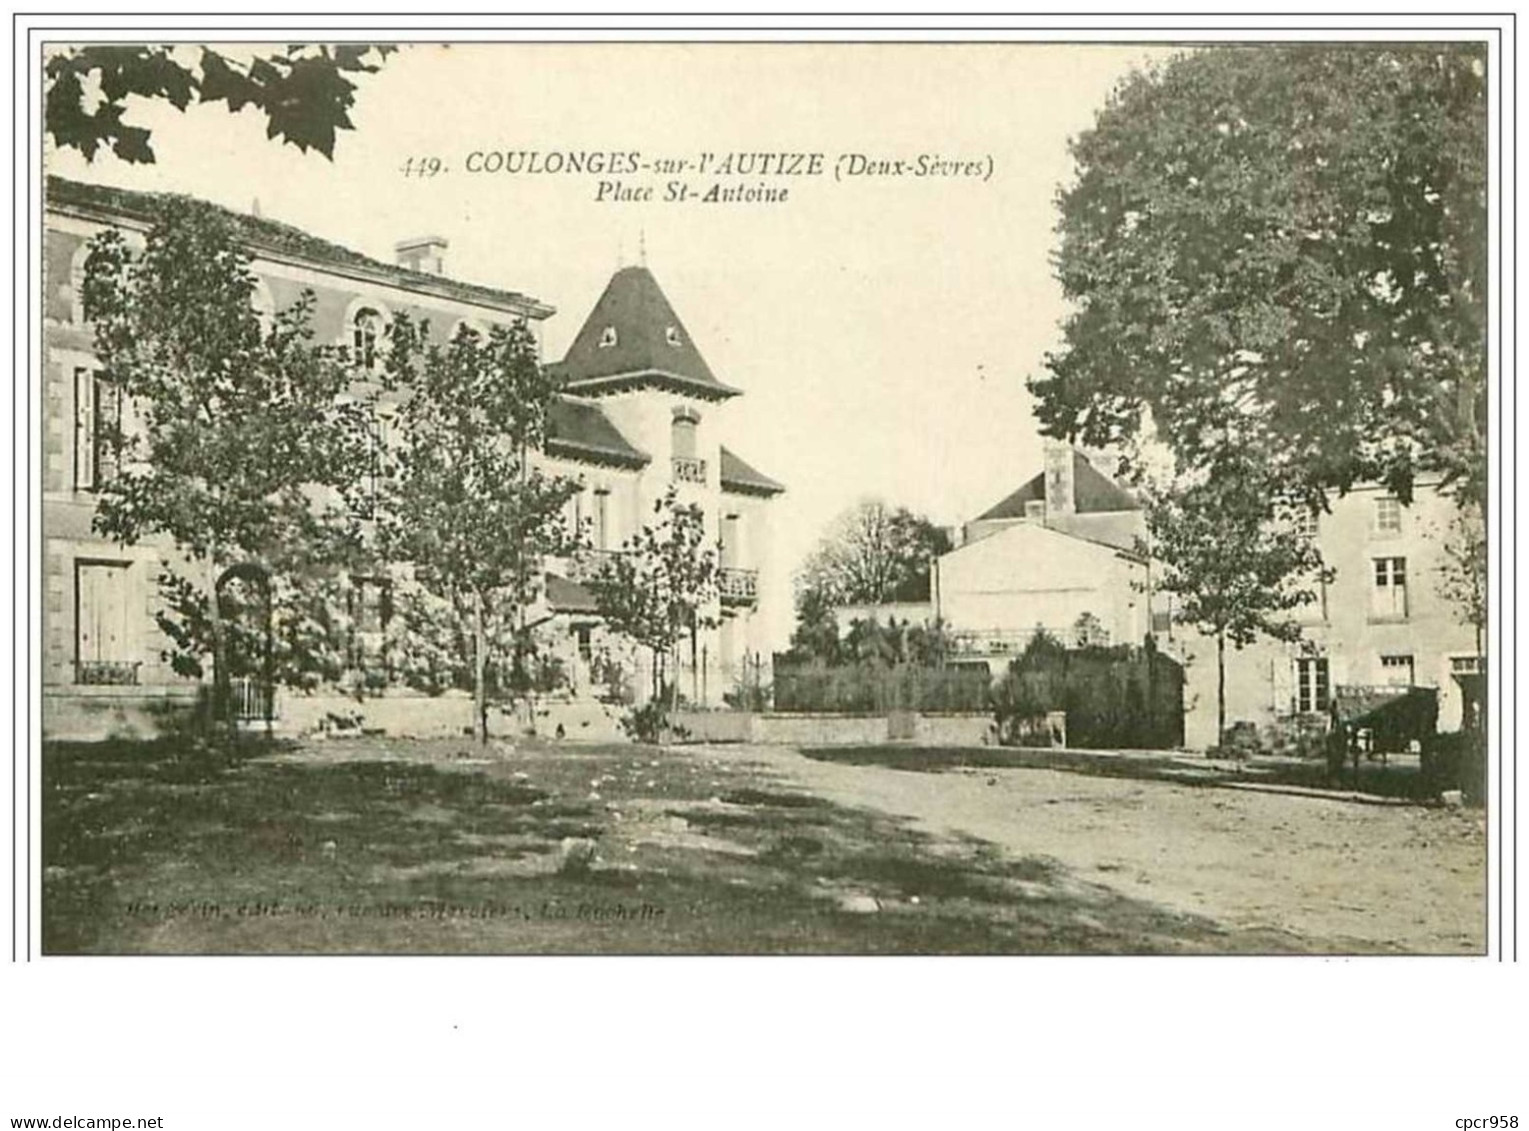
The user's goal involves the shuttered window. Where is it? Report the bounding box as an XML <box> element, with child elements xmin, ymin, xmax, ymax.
<box><xmin>74</xmin><ymin>368</ymin><xmax>120</xmax><ymax>491</ymax></box>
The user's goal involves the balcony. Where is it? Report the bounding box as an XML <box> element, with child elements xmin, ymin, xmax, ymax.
<box><xmin>949</xmin><ymin>628</ymin><xmax>1045</xmax><ymax>656</ymax></box>
<box><xmin>718</xmin><ymin>567</ymin><xmax>759</xmax><ymax>607</ymax></box>
<box><xmin>74</xmin><ymin>659</ymin><xmax>141</xmax><ymax>686</ymax></box>
<box><xmin>565</xmin><ymin>548</ymin><xmax>626</xmax><ymax>584</ymax></box>
<box><xmin>671</xmin><ymin>456</ymin><xmax>708</xmax><ymax>485</ymax></box>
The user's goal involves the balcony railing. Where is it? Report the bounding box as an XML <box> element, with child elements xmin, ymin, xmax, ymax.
<box><xmin>671</xmin><ymin>456</ymin><xmax>708</xmax><ymax>485</ymax></box>
<box><xmin>74</xmin><ymin>659</ymin><xmax>141</xmax><ymax>686</ymax></box>
<box><xmin>566</xmin><ymin>548</ymin><xmax>626</xmax><ymax>583</ymax></box>
<box><xmin>719</xmin><ymin>567</ymin><xmax>759</xmax><ymax>606</ymax></box>
<box><xmin>949</xmin><ymin>628</ymin><xmax>1046</xmax><ymax>656</ymax></box>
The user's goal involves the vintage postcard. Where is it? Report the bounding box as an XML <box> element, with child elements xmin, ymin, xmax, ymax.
<box><xmin>29</xmin><ymin>35</ymin><xmax>1496</xmax><ymax>963</ymax></box>
<box><xmin>8</xmin><ymin>15</ymin><xmax>1523</xmax><ymax>1131</ymax></box>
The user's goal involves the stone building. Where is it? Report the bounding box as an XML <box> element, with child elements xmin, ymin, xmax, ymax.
<box><xmin>41</xmin><ymin>176</ymin><xmax>782</xmax><ymax>739</ymax></box>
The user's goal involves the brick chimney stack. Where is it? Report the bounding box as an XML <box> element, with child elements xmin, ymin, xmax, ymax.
<box><xmin>396</xmin><ymin>235</ymin><xmax>448</xmax><ymax>276</ymax></box>
<box><xmin>1043</xmin><ymin>440</ymin><xmax>1076</xmax><ymax>517</ymax></box>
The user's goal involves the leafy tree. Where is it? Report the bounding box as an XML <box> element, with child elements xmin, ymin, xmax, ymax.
<box><xmin>1032</xmin><ymin>45</ymin><xmax>1487</xmax><ymax>516</ymax></box>
<box><xmin>1141</xmin><ymin>459</ymin><xmax>1331</xmax><ymax>744</ymax></box>
<box><xmin>46</xmin><ymin>44</ymin><xmax>394</xmax><ymax>164</ymax></box>
<box><xmin>378</xmin><ymin>318</ymin><xmax>583</xmax><ymax>744</ymax></box>
<box><xmin>589</xmin><ymin>489</ymin><xmax>720</xmax><ymax>713</ymax></box>
<box><xmin>784</xmin><ymin>585</ymin><xmax>843</xmax><ymax>665</ymax></box>
<box><xmin>1438</xmin><ymin>502</ymin><xmax>1487</xmax><ymax>657</ymax></box>
<box><xmin>81</xmin><ymin>194</ymin><xmax>370</xmax><ymax>730</ymax></box>
<box><xmin>796</xmin><ymin>500</ymin><xmax>951</xmax><ymax>613</ymax></box>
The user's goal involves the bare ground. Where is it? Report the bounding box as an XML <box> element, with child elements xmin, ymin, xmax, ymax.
<box><xmin>709</xmin><ymin>744</ymin><xmax>1487</xmax><ymax>954</ymax></box>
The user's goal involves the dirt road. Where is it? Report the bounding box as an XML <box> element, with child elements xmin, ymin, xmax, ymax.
<box><xmin>711</xmin><ymin>744</ymin><xmax>1487</xmax><ymax>954</ymax></box>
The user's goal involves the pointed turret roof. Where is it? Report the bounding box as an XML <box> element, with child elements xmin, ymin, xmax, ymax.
<box><xmin>553</xmin><ymin>266</ymin><xmax>741</xmax><ymax>400</ymax></box>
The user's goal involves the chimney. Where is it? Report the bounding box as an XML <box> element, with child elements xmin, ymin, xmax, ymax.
<box><xmin>1043</xmin><ymin>440</ymin><xmax>1076</xmax><ymax>517</ymax></box>
<box><xmin>396</xmin><ymin>235</ymin><xmax>448</xmax><ymax>276</ymax></box>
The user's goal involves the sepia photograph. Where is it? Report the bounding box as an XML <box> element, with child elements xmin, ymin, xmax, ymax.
<box><xmin>32</xmin><ymin>34</ymin><xmax>1493</xmax><ymax>960</ymax></box>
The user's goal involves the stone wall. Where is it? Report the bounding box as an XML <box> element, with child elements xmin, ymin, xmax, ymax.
<box><xmin>669</xmin><ymin>711</ymin><xmax>993</xmax><ymax>746</ymax></box>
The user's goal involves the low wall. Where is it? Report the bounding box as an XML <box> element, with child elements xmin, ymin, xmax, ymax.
<box><xmin>669</xmin><ymin>711</ymin><xmax>756</xmax><ymax>744</ymax></box>
<box><xmin>915</xmin><ymin>713</ymin><xmax>999</xmax><ymax>746</ymax></box>
<box><xmin>276</xmin><ymin>692</ymin><xmax>511</xmax><ymax>739</ymax></box>
<box><xmin>669</xmin><ymin>711</ymin><xmax>994</xmax><ymax>747</ymax></box>
<box><xmin>754</xmin><ymin>713</ymin><xmax>891</xmax><ymax>746</ymax></box>
<box><xmin>43</xmin><ymin>685</ymin><xmax>200</xmax><ymax>742</ymax></box>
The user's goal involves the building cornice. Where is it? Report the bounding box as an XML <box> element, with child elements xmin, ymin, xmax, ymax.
<box><xmin>559</xmin><ymin>369</ymin><xmax>742</xmax><ymax>402</ymax></box>
<box><xmin>46</xmin><ymin>195</ymin><xmax>555</xmax><ymax>323</ymax></box>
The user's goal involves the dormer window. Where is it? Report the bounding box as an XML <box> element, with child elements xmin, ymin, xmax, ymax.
<box><xmin>598</xmin><ymin>326</ymin><xmax>618</xmax><ymax>349</ymax></box>
<box><xmin>665</xmin><ymin>325</ymin><xmax>683</xmax><ymax>347</ymax></box>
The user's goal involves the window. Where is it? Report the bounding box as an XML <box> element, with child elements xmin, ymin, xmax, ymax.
<box><xmin>593</xmin><ymin>488</ymin><xmax>610</xmax><ymax>551</ymax></box>
<box><xmin>1371</xmin><ymin>557</ymin><xmax>1408</xmax><ymax>619</ymax></box>
<box><xmin>1296</xmin><ymin>657</ymin><xmax>1330</xmax><ymax>714</ymax></box>
<box><xmin>1374</xmin><ymin>497</ymin><xmax>1402</xmax><ymax>536</ymax></box>
<box><xmin>74</xmin><ymin>368</ymin><xmax>120</xmax><ymax>491</ymax></box>
<box><xmin>1451</xmin><ymin>655</ymin><xmax>1482</xmax><ymax>676</ymax></box>
<box><xmin>721</xmin><ymin>513</ymin><xmax>741</xmax><ymax>569</ymax></box>
<box><xmin>352</xmin><ymin>308</ymin><xmax>383</xmax><ymax>371</ymax></box>
<box><xmin>75</xmin><ymin>560</ymin><xmax>135</xmax><ymax>683</ymax></box>
<box><xmin>1380</xmin><ymin>654</ymin><xmax>1415</xmax><ymax>686</ymax></box>
<box><xmin>252</xmin><ymin>281</ymin><xmax>276</xmax><ymax>339</ymax></box>
<box><xmin>598</xmin><ymin>326</ymin><xmax>618</xmax><ymax>348</ymax></box>
<box><xmin>665</xmin><ymin>325</ymin><xmax>683</xmax><ymax>347</ymax></box>
<box><xmin>1294</xmin><ymin>509</ymin><xmax>1319</xmax><ymax>539</ymax></box>
<box><xmin>576</xmin><ymin>626</ymin><xmax>593</xmax><ymax>663</ymax></box>
<box><xmin>348</xmin><ymin>576</ymin><xmax>392</xmax><ymax>672</ymax></box>
<box><xmin>671</xmin><ymin>411</ymin><xmax>698</xmax><ymax>459</ymax></box>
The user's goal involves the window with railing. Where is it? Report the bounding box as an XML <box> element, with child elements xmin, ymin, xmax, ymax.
<box><xmin>671</xmin><ymin>407</ymin><xmax>704</xmax><ymax>484</ymax></box>
<box><xmin>75</xmin><ymin>560</ymin><xmax>135</xmax><ymax>684</ymax></box>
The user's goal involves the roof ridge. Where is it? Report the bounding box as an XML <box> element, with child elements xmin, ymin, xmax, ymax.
<box><xmin>45</xmin><ymin>174</ymin><xmax>549</xmax><ymax>316</ymax></box>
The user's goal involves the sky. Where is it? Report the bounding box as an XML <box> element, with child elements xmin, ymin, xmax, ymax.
<box><xmin>46</xmin><ymin>41</ymin><xmax>1172</xmax><ymax>646</ymax></box>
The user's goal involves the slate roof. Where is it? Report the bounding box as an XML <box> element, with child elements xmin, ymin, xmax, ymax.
<box><xmin>544</xmin><ymin>573</ymin><xmax>600</xmax><ymax>615</ymax></box>
<box><xmin>546</xmin><ymin>397</ymin><xmax>650</xmax><ymax>468</ymax></box>
<box><xmin>45</xmin><ymin>175</ymin><xmax>551</xmax><ymax>317</ymax></box>
<box><xmin>553</xmin><ymin>265</ymin><xmax>741</xmax><ymax>400</ymax></box>
<box><xmin>976</xmin><ymin>449</ymin><xmax>1139</xmax><ymax>521</ymax></box>
<box><xmin>719</xmin><ymin>446</ymin><xmax>785</xmax><ymax>496</ymax></box>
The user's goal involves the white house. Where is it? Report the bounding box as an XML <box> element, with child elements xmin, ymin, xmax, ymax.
<box><xmin>934</xmin><ymin>442</ymin><xmax>1154</xmax><ymax>669</ymax></box>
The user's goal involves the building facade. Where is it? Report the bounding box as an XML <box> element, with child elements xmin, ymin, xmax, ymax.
<box><xmin>855</xmin><ymin>439</ymin><xmax>1478</xmax><ymax>753</ymax></box>
<box><xmin>41</xmin><ymin>177</ymin><xmax>781</xmax><ymax>740</ymax></box>
<box><xmin>932</xmin><ymin>442</ymin><xmax>1155</xmax><ymax>671</ymax></box>
<box><xmin>534</xmin><ymin>264</ymin><xmax>785</xmax><ymax>712</ymax></box>
<box><xmin>1176</xmin><ymin>480</ymin><xmax>1480</xmax><ymax>749</ymax></box>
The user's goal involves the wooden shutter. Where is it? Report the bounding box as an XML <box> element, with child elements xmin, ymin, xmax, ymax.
<box><xmin>74</xmin><ymin>368</ymin><xmax>95</xmax><ymax>489</ymax></box>
<box><xmin>77</xmin><ymin>562</ymin><xmax>130</xmax><ymax>663</ymax></box>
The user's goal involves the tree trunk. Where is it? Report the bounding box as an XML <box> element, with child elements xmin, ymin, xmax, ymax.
<box><xmin>207</xmin><ymin>553</ymin><xmax>232</xmax><ymax>744</ymax></box>
<box><xmin>1216</xmin><ymin>630</ymin><xmax>1226</xmax><ymax>748</ymax></box>
<box><xmin>473</xmin><ymin>589</ymin><xmax>488</xmax><ymax>745</ymax></box>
